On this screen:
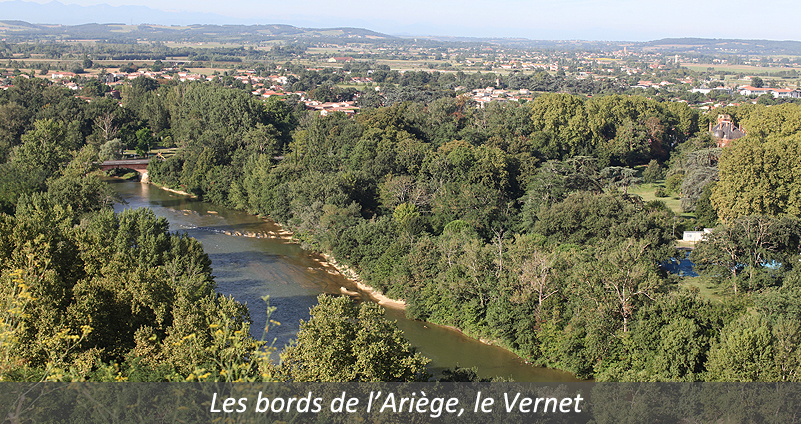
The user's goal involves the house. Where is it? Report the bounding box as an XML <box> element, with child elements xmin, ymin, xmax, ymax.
<box><xmin>268</xmin><ymin>75</ymin><xmax>288</xmax><ymax>85</ymax></box>
<box><xmin>633</xmin><ymin>80</ymin><xmax>659</xmax><ymax>89</ymax></box>
<box><xmin>682</xmin><ymin>228</ymin><xmax>713</xmax><ymax>242</ymax></box>
<box><xmin>51</xmin><ymin>72</ymin><xmax>76</xmax><ymax>79</ymax></box>
<box><xmin>305</xmin><ymin>101</ymin><xmax>359</xmax><ymax>116</ymax></box>
<box><xmin>738</xmin><ymin>85</ymin><xmax>772</xmax><ymax>96</ymax></box>
<box><xmin>709</xmin><ymin>114</ymin><xmax>746</xmax><ymax>148</ymax></box>
<box><xmin>737</xmin><ymin>85</ymin><xmax>796</xmax><ymax>98</ymax></box>
<box><xmin>692</xmin><ymin>86</ymin><xmax>733</xmax><ymax>95</ymax></box>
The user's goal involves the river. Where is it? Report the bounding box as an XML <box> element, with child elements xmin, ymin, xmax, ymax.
<box><xmin>109</xmin><ymin>179</ymin><xmax>578</xmax><ymax>382</ymax></box>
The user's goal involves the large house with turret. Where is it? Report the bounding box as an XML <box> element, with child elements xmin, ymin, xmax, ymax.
<box><xmin>709</xmin><ymin>114</ymin><xmax>746</xmax><ymax>148</ymax></box>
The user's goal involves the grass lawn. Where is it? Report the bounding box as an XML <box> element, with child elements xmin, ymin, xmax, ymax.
<box><xmin>627</xmin><ymin>182</ymin><xmax>692</xmax><ymax>218</ymax></box>
<box><xmin>679</xmin><ymin>277</ymin><xmax>725</xmax><ymax>301</ymax></box>
<box><xmin>151</xmin><ymin>147</ymin><xmax>178</xmax><ymax>158</ymax></box>
<box><xmin>629</xmin><ymin>164</ymin><xmax>695</xmax><ymax>218</ymax></box>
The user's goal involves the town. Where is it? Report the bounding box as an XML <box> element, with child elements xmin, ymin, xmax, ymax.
<box><xmin>3</xmin><ymin>25</ymin><xmax>801</xmax><ymax>116</ymax></box>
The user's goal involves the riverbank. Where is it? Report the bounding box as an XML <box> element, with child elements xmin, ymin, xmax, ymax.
<box><xmin>149</xmin><ymin>183</ymin><xmax>535</xmax><ymax>356</ymax></box>
<box><xmin>317</xmin><ymin>253</ymin><xmax>507</xmax><ymax>346</ymax></box>
<box><xmin>317</xmin><ymin>253</ymin><xmax>407</xmax><ymax>310</ymax></box>
<box><xmin>149</xmin><ymin>181</ymin><xmax>196</xmax><ymax>198</ymax></box>
<box><xmin>148</xmin><ymin>181</ymin><xmax>299</xmax><ymax>240</ymax></box>
<box><xmin>122</xmin><ymin>179</ymin><xmax>580</xmax><ymax>381</ymax></box>
<box><xmin>156</xmin><ymin>180</ymin><xmax>404</xmax><ymax>309</ymax></box>
<box><xmin>319</xmin><ymin>250</ymin><xmax>521</xmax><ymax>350</ymax></box>
<box><xmin>151</xmin><ymin>185</ymin><xmax>505</xmax><ymax>344</ymax></box>
<box><xmin>148</xmin><ymin>179</ymin><xmax>410</xmax><ymax>310</ymax></box>
<box><xmin>146</xmin><ymin>180</ymin><xmax>577</xmax><ymax>381</ymax></box>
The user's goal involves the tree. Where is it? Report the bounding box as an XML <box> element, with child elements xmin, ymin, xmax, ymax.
<box><xmin>517</xmin><ymin>249</ymin><xmax>561</xmax><ymax>321</ymax></box>
<box><xmin>712</xmin><ymin>134</ymin><xmax>801</xmax><ymax>219</ymax></box>
<box><xmin>135</xmin><ymin>128</ymin><xmax>154</xmax><ymax>157</ymax></box>
<box><xmin>130</xmin><ymin>76</ymin><xmax>159</xmax><ymax>93</ymax></box>
<box><xmin>280</xmin><ymin>295</ymin><xmax>430</xmax><ymax>382</ymax></box>
<box><xmin>611</xmin><ymin>120</ymin><xmax>650</xmax><ymax>166</ymax></box>
<box><xmin>691</xmin><ymin>215</ymin><xmax>786</xmax><ymax>294</ymax></box>
<box><xmin>393</xmin><ymin>202</ymin><xmax>423</xmax><ymax>240</ymax></box>
<box><xmin>681</xmin><ymin>167</ymin><xmax>717</xmax><ymax>212</ymax></box>
<box><xmin>695</xmin><ymin>183</ymin><xmax>718</xmax><ymax>227</ymax></box>
<box><xmin>751</xmin><ymin>76</ymin><xmax>764</xmax><ymax>88</ymax></box>
<box><xmin>11</xmin><ymin>118</ymin><xmax>73</xmax><ymax>178</ymax></box>
<box><xmin>0</xmin><ymin>203</ymin><xmax>271</xmax><ymax>381</ymax></box>
<box><xmin>705</xmin><ymin>316</ymin><xmax>777</xmax><ymax>381</ymax></box>
<box><xmin>527</xmin><ymin>93</ymin><xmax>588</xmax><ymax>159</ymax></box>
<box><xmin>0</xmin><ymin>102</ymin><xmax>31</xmax><ymax>162</ymax></box>
<box><xmin>81</xmin><ymin>80</ymin><xmax>108</xmax><ymax>98</ymax></box>
<box><xmin>356</xmin><ymin>89</ymin><xmax>384</xmax><ymax>109</ymax></box>
<box><xmin>93</xmin><ymin>112</ymin><xmax>119</xmax><ymax>143</ymax></box>
<box><xmin>578</xmin><ymin>239</ymin><xmax>665</xmax><ymax>333</ymax></box>
<box><xmin>600</xmin><ymin>166</ymin><xmax>640</xmax><ymax>195</ymax></box>
<box><xmin>665</xmin><ymin>173</ymin><xmax>683</xmax><ymax>195</ymax></box>
<box><xmin>98</xmin><ymin>138</ymin><xmax>123</xmax><ymax>162</ymax></box>
<box><xmin>534</xmin><ymin>191</ymin><xmax>674</xmax><ymax>255</ymax></box>
<box><xmin>642</xmin><ymin>159</ymin><xmax>664</xmax><ymax>184</ymax></box>
<box><xmin>46</xmin><ymin>145</ymin><xmax>114</xmax><ymax>214</ymax></box>
<box><xmin>757</xmin><ymin>94</ymin><xmax>776</xmax><ymax>106</ymax></box>
<box><xmin>69</xmin><ymin>62</ymin><xmax>84</xmax><ymax>74</ymax></box>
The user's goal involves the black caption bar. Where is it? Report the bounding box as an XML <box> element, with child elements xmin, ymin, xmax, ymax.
<box><xmin>2</xmin><ymin>382</ymin><xmax>801</xmax><ymax>423</ymax></box>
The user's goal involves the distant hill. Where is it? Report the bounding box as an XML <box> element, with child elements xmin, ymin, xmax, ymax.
<box><xmin>417</xmin><ymin>35</ymin><xmax>625</xmax><ymax>50</ymax></box>
<box><xmin>640</xmin><ymin>38</ymin><xmax>801</xmax><ymax>55</ymax></box>
<box><xmin>1</xmin><ymin>11</ymin><xmax>799</xmax><ymax>55</ymax></box>
<box><xmin>0</xmin><ymin>0</ymin><xmax>393</xmax><ymax>42</ymax></box>
<box><xmin>446</xmin><ymin>37</ymin><xmax>801</xmax><ymax>54</ymax></box>
<box><xmin>453</xmin><ymin>37</ymin><xmax>801</xmax><ymax>55</ymax></box>
<box><xmin>0</xmin><ymin>20</ymin><xmax>393</xmax><ymax>42</ymax></box>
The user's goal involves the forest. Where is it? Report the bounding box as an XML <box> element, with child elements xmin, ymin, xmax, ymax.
<box><xmin>2</xmin><ymin>72</ymin><xmax>801</xmax><ymax>382</ymax></box>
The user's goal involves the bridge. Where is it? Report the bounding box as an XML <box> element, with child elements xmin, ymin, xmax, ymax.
<box><xmin>99</xmin><ymin>159</ymin><xmax>152</xmax><ymax>182</ymax></box>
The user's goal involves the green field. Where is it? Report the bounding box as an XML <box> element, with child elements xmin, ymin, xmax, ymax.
<box><xmin>683</xmin><ymin>63</ymin><xmax>800</xmax><ymax>76</ymax></box>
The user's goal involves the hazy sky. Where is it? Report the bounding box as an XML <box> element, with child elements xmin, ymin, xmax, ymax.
<box><xmin>9</xmin><ymin>0</ymin><xmax>801</xmax><ymax>41</ymax></box>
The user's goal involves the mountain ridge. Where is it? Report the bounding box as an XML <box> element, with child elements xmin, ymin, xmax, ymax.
<box><xmin>2</xmin><ymin>8</ymin><xmax>801</xmax><ymax>54</ymax></box>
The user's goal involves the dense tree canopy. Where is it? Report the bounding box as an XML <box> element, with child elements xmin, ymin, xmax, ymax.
<box><xmin>713</xmin><ymin>134</ymin><xmax>801</xmax><ymax>219</ymax></box>
<box><xmin>280</xmin><ymin>295</ymin><xmax>430</xmax><ymax>382</ymax></box>
<box><xmin>5</xmin><ymin>73</ymin><xmax>801</xmax><ymax>382</ymax></box>
<box><xmin>0</xmin><ymin>197</ymin><xmax>271</xmax><ymax>381</ymax></box>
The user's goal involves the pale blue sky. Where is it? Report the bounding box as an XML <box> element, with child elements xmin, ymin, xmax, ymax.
<box><xmin>8</xmin><ymin>0</ymin><xmax>801</xmax><ymax>41</ymax></box>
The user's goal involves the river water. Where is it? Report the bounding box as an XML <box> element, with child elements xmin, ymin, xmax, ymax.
<box><xmin>109</xmin><ymin>179</ymin><xmax>578</xmax><ymax>382</ymax></box>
